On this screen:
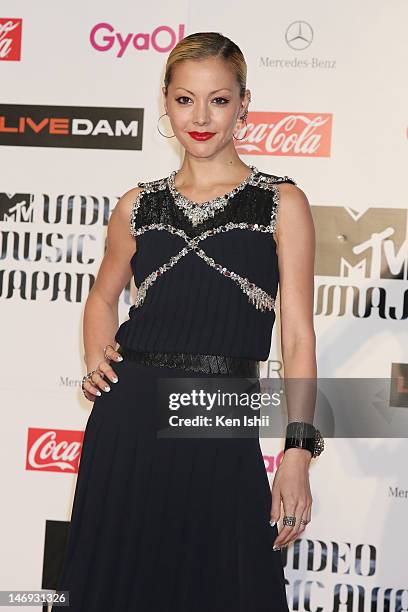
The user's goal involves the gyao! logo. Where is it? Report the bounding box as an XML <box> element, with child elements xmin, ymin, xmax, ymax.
<box><xmin>0</xmin><ymin>18</ymin><xmax>22</xmax><ymax>61</ymax></box>
<box><xmin>234</xmin><ymin>111</ymin><xmax>332</xmax><ymax>156</ymax></box>
<box><xmin>90</xmin><ymin>22</ymin><xmax>185</xmax><ymax>58</ymax></box>
<box><xmin>313</xmin><ymin>207</ymin><xmax>408</xmax><ymax>319</ymax></box>
<box><xmin>26</xmin><ymin>428</ymin><xmax>84</xmax><ymax>473</ymax></box>
<box><xmin>0</xmin><ymin>104</ymin><xmax>144</xmax><ymax>150</ymax></box>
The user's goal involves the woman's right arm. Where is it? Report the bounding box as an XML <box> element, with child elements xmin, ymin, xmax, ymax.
<box><xmin>81</xmin><ymin>186</ymin><xmax>142</xmax><ymax>400</ymax></box>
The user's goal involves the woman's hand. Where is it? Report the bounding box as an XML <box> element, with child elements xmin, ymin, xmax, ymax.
<box><xmin>270</xmin><ymin>448</ymin><xmax>313</xmax><ymax>549</ymax></box>
<box><xmin>82</xmin><ymin>344</ymin><xmax>123</xmax><ymax>402</ymax></box>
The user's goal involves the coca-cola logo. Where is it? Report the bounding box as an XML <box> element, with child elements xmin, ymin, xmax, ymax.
<box><xmin>26</xmin><ymin>428</ymin><xmax>84</xmax><ymax>473</ymax></box>
<box><xmin>234</xmin><ymin>111</ymin><xmax>332</xmax><ymax>156</ymax></box>
<box><xmin>90</xmin><ymin>22</ymin><xmax>185</xmax><ymax>58</ymax></box>
<box><xmin>0</xmin><ymin>18</ymin><xmax>22</xmax><ymax>61</ymax></box>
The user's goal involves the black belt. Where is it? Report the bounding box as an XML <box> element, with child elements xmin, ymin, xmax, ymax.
<box><xmin>117</xmin><ymin>347</ymin><xmax>260</xmax><ymax>377</ymax></box>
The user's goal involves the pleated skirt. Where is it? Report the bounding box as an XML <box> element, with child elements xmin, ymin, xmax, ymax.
<box><xmin>54</xmin><ymin>356</ymin><xmax>289</xmax><ymax>612</ymax></box>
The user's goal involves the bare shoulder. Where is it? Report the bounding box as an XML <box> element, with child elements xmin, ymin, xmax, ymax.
<box><xmin>274</xmin><ymin>182</ymin><xmax>314</xmax><ymax>247</ymax></box>
<box><xmin>277</xmin><ymin>181</ymin><xmax>310</xmax><ymax>209</ymax></box>
<box><xmin>105</xmin><ymin>186</ymin><xmax>144</xmax><ymax>250</ymax></box>
<box><xmin>112</xmin><ymin>186</ymin><xmax>143</xmax><ymax>221</ymax></box>
<box><xmin>276</xmin><ymin>182</ymin><xmax>312</xmax><ymax>221</ymax></box>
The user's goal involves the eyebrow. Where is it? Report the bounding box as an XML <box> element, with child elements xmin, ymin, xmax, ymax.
<box><xmin>174</xmin><ymin>88</ymin><xmax>232</xmax><ymax>95</ymax></box>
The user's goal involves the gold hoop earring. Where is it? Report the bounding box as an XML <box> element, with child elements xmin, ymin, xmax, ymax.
<box><xmin>157</xmin><ymin>112</ymin><xmax>175</xmax><ymax>138</ymax></box>
<box><xmin>233</xmin><ymin>113</ymin><xmax>248</xmax><ymax>141</ymax></box>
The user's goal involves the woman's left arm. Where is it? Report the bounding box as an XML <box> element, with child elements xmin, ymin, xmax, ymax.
<box><xmin>269</xmin><ymin>181</ymin><xmax>317</xmax><ymax>549</ymax></box>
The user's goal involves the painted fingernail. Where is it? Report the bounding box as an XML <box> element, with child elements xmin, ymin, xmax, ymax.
<box><xmin>96</xmin><ymin>391</ymin><xmax>102</xmax><ymax>396</ymax></box>
<box><xmin>104</xmin><ymin>385</ymin><xmax>111</xmax><ymax>392</ymax></box>
<box><xmin>273</xmin><ymin>545</ymin><xmax>281</xmax><ymax>551</ymax></box>
<box><xmin>269</xmin><ymin>520</ymin><xmax>276</xmax><ymax>526</ymax></box>
<box><xmin>112</xmin><ymin>376</ymin><xmax>118</xmax><ymax>383</ymax></box>
<box><xmin>116</xmin><ymin>355</ymin><xmax>123</xmax><ymax>361</ymax></box>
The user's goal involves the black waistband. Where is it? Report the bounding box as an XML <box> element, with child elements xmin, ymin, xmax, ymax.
<box><xmin>117</xmin><ymin>347</ymin><xmax>260</xmax><ymax>377</ymax></box>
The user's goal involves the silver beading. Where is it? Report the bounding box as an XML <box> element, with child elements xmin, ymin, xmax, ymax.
<box><xmin>128</xmin><ymin>170</ymin><xmax>297</xmax><ymax>313</ymax></box>
<box><xmin>167</xmin><ymin>165</ymin><xmax>259</xmax><ymax>226</ymax></box>
<box><xmin>131</xmin><ymin>223</ymin><xmax>277</xmax><ymax>312</ymax></box>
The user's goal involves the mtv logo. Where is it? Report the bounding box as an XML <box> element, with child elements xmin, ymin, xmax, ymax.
<box><xmin>312</xmin><ymin>206</ymin><xmax>408</xmax><ymax>280</ymax></box>
<box><xmin>0</xmin><ymin>193</ymin><xmax>34</xmax><ymax>222</ymax></box>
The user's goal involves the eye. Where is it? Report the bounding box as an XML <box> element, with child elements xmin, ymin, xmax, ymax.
<box><xmin>176</xmin><ymin>96</ymin><xmax>192</xmax><ymax>104</ymax></box>
<box><xmin>175</xmin><ymin>96</ymin><xmax>230</xmax><ymax>105</ymax></box>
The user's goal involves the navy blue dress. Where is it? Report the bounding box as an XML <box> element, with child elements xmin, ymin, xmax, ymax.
<box><xmin>54</xmin><ymin>165</ymin><xmax>297</xmax><ymax>611</ymax></box>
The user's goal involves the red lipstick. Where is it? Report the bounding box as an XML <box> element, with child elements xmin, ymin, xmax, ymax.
<box><xmin>188</xmin><ymin>131</ymin><xmax>216</xmax><ymax>141</ymax></box>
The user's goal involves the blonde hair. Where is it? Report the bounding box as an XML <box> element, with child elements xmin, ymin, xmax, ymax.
<box><xmin>163</xmin><ymin>32</ymin><xmax>247</xmax><ymax>99</ymax></box>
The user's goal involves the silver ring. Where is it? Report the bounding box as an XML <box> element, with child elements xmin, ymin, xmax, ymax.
<box><xmin>283</xmin><ymin>515</ymin><xmax>296</xmax><ymax>526</ymax></box>
<box><xmin>81</xmin><ymin>369</ymin><xmax>97</xmax><ymax>392</ymax></box>
<box><xmin>300</xmin><ymin>519</ymin><xmax>309</xmax><ymax>525</ymax></box>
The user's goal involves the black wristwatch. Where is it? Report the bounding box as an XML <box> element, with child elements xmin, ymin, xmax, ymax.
<box><xmin>284</xmin><ymin>421</ymin><xmax>324</xmax><ymax>458</ymax></box>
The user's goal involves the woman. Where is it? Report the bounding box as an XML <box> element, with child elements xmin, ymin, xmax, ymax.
<box><xmin>54</xmin><ymin>31</ymin><xmax>322</xmax><ymax>612</ymax></box>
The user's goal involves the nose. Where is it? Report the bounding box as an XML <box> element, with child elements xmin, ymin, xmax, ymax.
<box><xmin>192</xmin><ymin>100</ymin><xmax>210</xmax><ymax>126</ymax></box>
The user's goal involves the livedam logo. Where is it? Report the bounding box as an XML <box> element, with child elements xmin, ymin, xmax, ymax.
<box><xmin>0</xmin><ymin>104</ymin><xmax>144</xmax><ymax>150</ymax></box>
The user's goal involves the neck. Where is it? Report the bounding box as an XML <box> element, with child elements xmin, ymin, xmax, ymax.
<box><xmin>175</xmin><ymin>152</ymin><xmax>251</xmax><ymax>191</ymax></box>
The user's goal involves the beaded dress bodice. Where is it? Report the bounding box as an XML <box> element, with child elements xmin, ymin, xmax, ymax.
<box><xmin>115</xmin><ymin>165</ymin><xmax>297</xmax><ymax>361</ymax></box>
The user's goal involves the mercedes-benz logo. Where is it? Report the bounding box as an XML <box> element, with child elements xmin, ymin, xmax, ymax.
<box><xmin>285</xmin><ymin>21</ymin><xmax>314</xmax><ymax>50</ymax></box>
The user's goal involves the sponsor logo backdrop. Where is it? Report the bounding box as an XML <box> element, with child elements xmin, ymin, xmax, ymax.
<box><xmin>1</xmin><ymin>0</ymin><xmax>407</xmax><ymax>608</ymax></box>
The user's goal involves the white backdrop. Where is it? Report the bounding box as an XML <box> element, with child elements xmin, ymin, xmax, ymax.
<box><xmin>1</xmin><ymin>0</ymin><xmax>407</xmax><ymax>610</ymax></box>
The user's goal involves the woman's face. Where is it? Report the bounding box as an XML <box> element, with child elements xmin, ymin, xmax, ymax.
<box><xmin>163</xmin><ymin>56</ymin><xmax>250</xmax><ymax>157</ymax></box>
